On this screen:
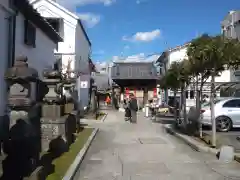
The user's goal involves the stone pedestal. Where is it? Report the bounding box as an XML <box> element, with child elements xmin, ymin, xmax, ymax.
<box><xmin>42</xmin><ymin>104</ymin><xmax>64</xmax><ymax>118</ymax></box>
<box><xmin>64</xmin><ymin>103</ymin><xmax>74</xmax><ymax>114</ymax></box>
<box><xmin>40</xmin><ymin>117</ymin><xmax>67</xmax><ymax>153</ymax></box>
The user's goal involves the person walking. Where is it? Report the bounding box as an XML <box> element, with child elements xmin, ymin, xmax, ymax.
<box><xmin>105</xmin><ymin>94</ymin><xmax>111</xmax><ymax>106</ymax></box>
<box><xmin>123</xmin><ymin>99</ymin><xmax>131</xmax><ymax>121</ymax></box>
<box><xmin>129</xmin><ymin>93</ymin><xmax>138</xmax><ymax>123</ymax></box>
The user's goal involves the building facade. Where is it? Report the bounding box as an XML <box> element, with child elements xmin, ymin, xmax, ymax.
<box><xmin>30</xmin><ymin>0</ymin><xmax>92</xmax><ymax>109</ymax></box>
<box><xmin>111</xmin><ymin>61</ymin><xmax>159</xmax><ymax>107</ymax></box>
<box><xmin>221</xmin><ymin>10</ymin><xmax>240</xmax><ymax>81</ymax></box>
<box><xmin>221</xmin><ymin>10</ymin><xmax>240</xmax><ymax>40</ymax></box>
<box><xmin>0</xmin><ymin>0</ymin><xmax>61</xmax><ymax>123</ymax></box>
<box><xmin>157</xmin><ymin>43</ymin><xmax>232</xmax><ymax>107</ymax></box>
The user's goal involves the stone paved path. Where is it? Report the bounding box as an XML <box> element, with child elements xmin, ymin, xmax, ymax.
<box><xmin>74</xmin><ymin>110</ymin><xmax>240</xmax><ymax>180</ymax></box>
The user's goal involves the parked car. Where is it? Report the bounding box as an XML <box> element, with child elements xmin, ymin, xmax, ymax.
<box><xmin>200</xmin><ymin>97</ymin><xmax>240</xmax><ymax>132</ymax></box>
<box><xmin>179</xmin><ymin>97</ymin><xmax>225</xmax><ymax>127</ymax></box>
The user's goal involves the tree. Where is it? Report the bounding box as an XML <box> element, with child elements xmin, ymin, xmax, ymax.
<box><xmin>187</xmin><ymin>34</ymin><xmax>240</xmax><ymax>146</ymax></box>
<box><xmin>159</xmin><ymin>60</ymin><xmax>190</xmax><ymax>127</ymax></box>
<box><xmin>187</xmin><ymin>34</ymin><xmax>213</xmax><ymax>110</ymax></box>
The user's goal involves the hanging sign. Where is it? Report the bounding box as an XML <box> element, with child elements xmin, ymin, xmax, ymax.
<box><xmin>80</xmin><ymin>81</ymin><xmax>88</xmax><ymax>88</ymax></box>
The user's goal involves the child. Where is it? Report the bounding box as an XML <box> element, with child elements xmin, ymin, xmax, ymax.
<box><xmin>123</xmin><ymin>99</ymin><xmax>131</xmax><ymax>121</ymax></box>
<box><xmin>105</xmin><ymin>95</ymin><xmax>111</xmax><ymax>106</ymax></box>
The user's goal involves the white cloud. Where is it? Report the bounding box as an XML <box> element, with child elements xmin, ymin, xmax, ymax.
<box><xmin>112</xmin><ymin>53</ymin><xmax>160</xmax><ymax>62</ymax></box>
<box><xmin>136</xmin><ymin>0</ymin><xmax>141</xmax><ymax>4</ymax></box>
<box><xmin>94</xmin><ymin>53</ymin><xmax>160</xmax><ymax>72</ymax></box>
<box><xmin>57</xmin><ymin>0</ymin><xmax>116</xmax><ymax>9</ymax></box>
<box><xmin>124</xmin><ymin>45</ymin><xmax>130</xmax><ymax>50</ymax></box>
<box><xmin>123</xmin><ymin>29</ymin><xmax>161</xmax><ymax>42</ymax></box>
<box><xmin>136</xmin><ymin>0</ymin><xmax>147</xmax><ymax>4</ymax></box>
<box><xmin>77</xmin><ymin>13</ymin><xmax>101</xmax><ymax>27</ymax></box>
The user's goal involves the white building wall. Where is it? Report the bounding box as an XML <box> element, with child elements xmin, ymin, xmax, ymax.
<box><xmin>75</xmin><ymin>24</ymin><xmax>91</xmax><ymax>108</ymax></box>
<box><xmin>31</xmin><ymin>0</ymin><xmax>92</xmax><ymax>109</ymax></box>
<box><xmin>168</xmin><ymin>46</ymin><xmax>231</xmax><ymax>83</ymax></box>
<box><xmin>15</xmin><ymin>13</ymin><xmax>57</xmax><ymax>79</ymax></box>
<box><xmin>31</xmin><ymin>0</ymin><xmax>77</xmax><ymax>73</ymax></box>
<box><xmin>0</xmin><ymin>0</ymin><xmax>11</xmax><ymax>117</ymax></box>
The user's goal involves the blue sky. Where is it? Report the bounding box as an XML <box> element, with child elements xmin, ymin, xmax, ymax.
<box><xmin>59</xmin><ymin>0</ymin><xmax>240</xmax><ymax>63</ymax></box>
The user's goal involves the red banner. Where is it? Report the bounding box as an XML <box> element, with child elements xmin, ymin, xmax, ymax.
<box><xmin>125</xmin><ymin>88</ymin><xmax>129</xmax><ymax>97</ymax></box>
<box><xmin>153</xmin><ymin>88</ymin><xmax>157</xmax><ymax>97</ymax></box>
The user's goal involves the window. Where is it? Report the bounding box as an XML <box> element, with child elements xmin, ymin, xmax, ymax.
<box><xmin>128</xmin><ymin>66</ymin><xmax>132</xmax><ymax>77</ymax></box>
<box><xmin>190</xmin><ymin>90</ymin><xmax>195</xmax><ymax>99</ymax></box>
<box><xmin>223</xmin><ymin>99</ymin><xmax>240</xmax><ymax>108</ymax></box>
<box><xmin>24</xmin><ymin>20</ymin><xmax>36</xmax><ymax>47</ymax></box>
<box><xmin>185</xmin><ymin>91</ymin><xmax>188</xmax><ymax>99</ymax></box>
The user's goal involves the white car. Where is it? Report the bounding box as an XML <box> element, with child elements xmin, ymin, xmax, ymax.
<box><xmin>201</xmin><ymin>97</ymin><xmax>240</xmax><ymax>132</ymax></box>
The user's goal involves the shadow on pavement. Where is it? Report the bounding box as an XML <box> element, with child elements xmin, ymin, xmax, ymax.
<box><xmin>153</xmin><ymin>116</ymin><xmax>175</xmax><ymax>125</ymax></box>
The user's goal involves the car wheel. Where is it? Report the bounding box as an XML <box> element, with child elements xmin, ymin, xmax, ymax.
<box><xmin>216</xmin><ymin>116</ymin><xmax>232</xmax><ymax>132</ymax></box>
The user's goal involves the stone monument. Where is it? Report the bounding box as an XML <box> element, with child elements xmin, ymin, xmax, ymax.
<box><xmin>40</xmin><ymin>68</ymin><xmax>68</xmax><ymax>153</ymax></box>
<box><xmin>3</xmin><ymin>56</ymin><xmax>44</xmax><ymax>179</ymax></box>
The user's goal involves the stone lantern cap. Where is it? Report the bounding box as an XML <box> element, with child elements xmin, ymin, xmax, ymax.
<box><xmin>5</xmin><ymin>56</ymin><xmax>38</xmax><ymax>81</ymax></box>
<box><xmin>42</xmin><ymin>68</ymin><xmax>62</xmax><ymax>79</ymax></box>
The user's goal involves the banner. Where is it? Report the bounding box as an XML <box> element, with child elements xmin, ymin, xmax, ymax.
<box><xmin>153</xmin><ymin>88</ymin><xmax>157</xmax><ymax>97</ymax></box>
<box><xmin>125</xmin><ymin>87</ymin><xmax>129</xmax><ymax>97</ymax></box>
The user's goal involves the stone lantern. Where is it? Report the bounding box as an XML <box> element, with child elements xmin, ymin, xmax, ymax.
<box><xmin>4</xmin><ymin>56</ymin><xmax>45</xmax><ymax>178</ymax></box>
<box><xmin>5</xmin><ymin>56</ymin><xmax>39</xmax><ymax>111</ymax></box>
<box><xmin>40</xmin><ymin>68</ymin><xmax>69</xmax><ymax>152</ymax></box>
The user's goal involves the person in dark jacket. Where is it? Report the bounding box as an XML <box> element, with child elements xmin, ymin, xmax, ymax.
<box><xmin>123</xmin><ymin>99</ymin><xmax>131</xmax><ymax>121</ymax></box>
<box><xmin>129</xmin><ymin>93</ymin><xmax>138</xmax><ymax>123</ymax></box>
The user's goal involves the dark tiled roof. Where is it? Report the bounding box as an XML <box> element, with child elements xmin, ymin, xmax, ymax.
<box><xmin>89</xmin><ymin>58</ymin><xmax>97</xmax><ymax>72</ymax></box>
<box><xmin>92</xmin><ymin>73</ymin><xmax>110</xmax><ymax>91</ymax></box>
<box><xmin>14</xmin><ymin>0</ymin><xmax>62</xmax><ymax>43</ymax></box>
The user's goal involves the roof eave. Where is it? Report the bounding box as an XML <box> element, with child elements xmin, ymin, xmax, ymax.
<box><xmin>78</xmin><ymin>20</ymin><xmax>91</xmax><ymax>46</ymax></box>
<box><xmin>14</xmin><ymin>0</ymin><xmax>63</xmax><ymax>44</ymax></box>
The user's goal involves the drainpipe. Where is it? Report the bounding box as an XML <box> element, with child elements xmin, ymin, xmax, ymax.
<box><xmin>7</xmin><ymin>15</ymin><xmax>16</xmax><ymax>68</ymax></box>
<box><xmin>0</xmin><ymin>4</ymin><xmax>17</xmax><ymax>67</ymax></box>
<box><xmin>0</xmin><ymin>4</ymin><xmax>17</xmax><ymax>141</ymax></box>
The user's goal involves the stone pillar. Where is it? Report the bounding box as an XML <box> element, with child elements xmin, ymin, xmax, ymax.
<box><xmin>119</xmin><ymin>87</ymin><xmax>124</xmax><ymax>111</ymax></box>
<box><xmin>63</xmin><ymin>80</ymin><xmax>76</xmax><ymax>114</ymax></box>
<box><xmin>143</xmin><ymin>87</ymin><xmax>148</xmax><ymax>106</ymax></box>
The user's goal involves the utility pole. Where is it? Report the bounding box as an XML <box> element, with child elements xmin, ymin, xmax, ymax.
<box><xmin>210</xmin><ymin>70</ymin><xmax>216</xmax><ymax>147</ymax></box>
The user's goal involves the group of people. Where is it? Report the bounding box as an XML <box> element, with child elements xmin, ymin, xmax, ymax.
<box><xmin>123</xmin><ymin>93</ymin><xmax>138</xmax><ymax>123</ymax></box>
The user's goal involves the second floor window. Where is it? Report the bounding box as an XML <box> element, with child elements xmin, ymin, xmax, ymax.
<box><xmin>116</xmin><ymin>65</ymin><xmax>120</xmax><ymax>75</ymax></box>
<box><xmin>24</xmin><ymin>20</ymin><xmax>36</xmax><ymax>47</ymax></box>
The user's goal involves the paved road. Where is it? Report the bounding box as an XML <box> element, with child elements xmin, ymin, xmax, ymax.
<box><xmin>74</xmin><ymin>111</ymin><xmax>240</xmax><ymax>180</ymax></box>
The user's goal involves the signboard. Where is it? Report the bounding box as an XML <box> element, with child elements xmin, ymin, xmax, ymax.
<box><xmin>80</xmin><ymin>81</ymin><xmax>88</xmax><ymax>88</ymax></box>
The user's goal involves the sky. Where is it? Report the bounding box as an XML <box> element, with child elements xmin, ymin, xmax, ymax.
<box><xmin>57</xmin><ymin>0</ymin><xmax>240</xmax><ymax>64</ymax></box>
